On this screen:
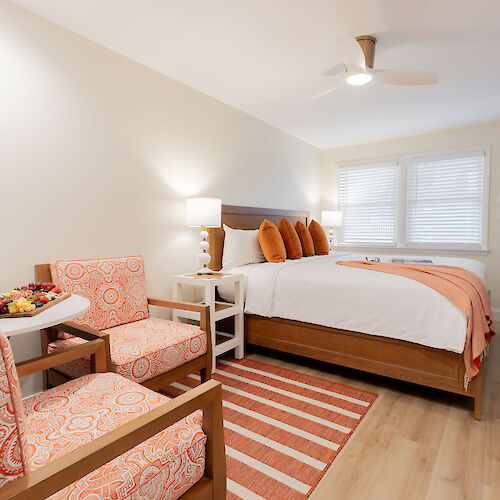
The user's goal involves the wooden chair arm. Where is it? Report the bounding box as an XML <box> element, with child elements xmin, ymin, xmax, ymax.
<box><xmin>53</xmin><ymin>321</ymin><xmax>106</xmax><ymax>340</ymax></box>
<box><xmin>51</xmin><ymin>322</ymin><xmax>113</xmax><ymax>372</ymax></box>
<box><xmin>148</xmin><ymin>298</ymin><xmax>212</xmax><ymax>375</ymax></box>
<box><xmin>148</xmin><ymin>297</ymin><xmax>209</xmax><ymax>314</ymax></box>
<box><xmin>16</xmin><ymin>339</ymin><xmax>108</xmax><ymax>378</ymax></box>
<box><xmin>2</xmin><ymin>379</ymin><xmax>225</xmax><ymax>500</ymax></box>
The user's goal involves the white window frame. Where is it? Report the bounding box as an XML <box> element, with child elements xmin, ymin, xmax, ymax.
<box><xmin>335</xmin><ymin>146</ymin><xmax>490</xmax><ymax>253</ymax></box>
<box><xmin>337</xmin><ymin>158</ymin><xmax>400</xmax><ymax>248</ymax></box>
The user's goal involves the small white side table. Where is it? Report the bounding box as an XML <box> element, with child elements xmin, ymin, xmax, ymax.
<box><xmin>0</xmin><ymin>295</ymin><xmax>91</xmax><ymax>337</ymax></box>
<box><xmin>172</xmin><ymin>273</ymin><xmax>244</xmax><ymax>373</ymax></box>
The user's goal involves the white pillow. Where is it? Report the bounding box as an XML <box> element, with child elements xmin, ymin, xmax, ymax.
<box><xmin>222</xmin><ymin>224</ymin><xmax>265</xmax><ymax>269</ymax></box>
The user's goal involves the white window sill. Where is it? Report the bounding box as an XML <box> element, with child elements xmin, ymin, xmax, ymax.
<box><xmin>335</xmin><ymin>245</ymin><xmax>490</xmax><ymax>255</ymax></box>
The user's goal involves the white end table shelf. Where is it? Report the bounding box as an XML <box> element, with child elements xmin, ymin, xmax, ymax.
<box><xmin>172</xmin><ymin>273</ymin><xmax>244</xmax><ymax>373</ymax></box>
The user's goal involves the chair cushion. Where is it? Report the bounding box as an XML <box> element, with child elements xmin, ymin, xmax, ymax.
<box><xmin>51</xmin><ymin>256</ymin><xmax>149</xmax><ymax>331</ymax></box>
<box><xmin>0</xmin><ymin>333</ymin><xmax>30</xmax><ymax>487</ymax></box>
<box><xmin>23</xmin><ymin>372</ymin><xmax>206</xmax><ymax>499</ymax></box>
<box><xmin>48</xmin><ymin>318</ymin><xmax>207</xmax><ymax>383</ymax></box>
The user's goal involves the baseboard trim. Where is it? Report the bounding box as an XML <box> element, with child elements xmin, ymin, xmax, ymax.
<box><xmin>492</xmin><ymin>308</ymin><xmax>500</xmax><ymax>321</ymax></box>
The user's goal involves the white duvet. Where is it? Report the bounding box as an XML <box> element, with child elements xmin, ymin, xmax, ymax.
<box><xmin>218</xmin><ymin>253</ymin><xmax>487</xmax><ymax>354</ymax></box>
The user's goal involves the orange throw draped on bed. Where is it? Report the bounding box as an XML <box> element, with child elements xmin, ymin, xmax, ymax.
<box><xmin>337</xmin><ymin>261</ymin><xmax>495</xmax><ymax>385</ymax></box>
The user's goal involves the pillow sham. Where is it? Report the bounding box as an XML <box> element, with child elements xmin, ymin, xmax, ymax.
<box><xmin>294</xmin><ymin>221</ymin><xmax>315</xmax><ymax>257</ymax></box>
<box><xmin>222</xmin><ymin>224</ymin><xmax>265</xmax><ymax>269</ymax></box>
<box><xmin>278</xmin><ymin>218</ymin><xmax>303</xmax><ymax>259</ymax></box>
<box><xmin>308</xmin><ymin>219</ymin><xmax>330</xmax><ymax>255</ymax></box>
<box><xmin>258</xmin><ymin>219</ymin><xmax>286</xmax><ymax>263</ymax></box>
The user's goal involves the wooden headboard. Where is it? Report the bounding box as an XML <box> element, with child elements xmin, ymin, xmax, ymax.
<box><xmin>207</xmin><ymin>205</ymin><xmax>309</xmax><ymax>271</ymax></box>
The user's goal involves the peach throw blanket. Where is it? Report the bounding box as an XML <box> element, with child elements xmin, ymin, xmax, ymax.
<box><xmin>337</xmin><ymin>261</ymin><xmax>495</xmax><ymax>385</ymax></box>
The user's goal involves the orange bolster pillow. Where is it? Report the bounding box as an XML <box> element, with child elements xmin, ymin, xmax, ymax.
<box><xmin>308</xmin><ymin>219</ymin><xmax>329</xmax><ymax>255</ymax></box>
<box><xmin>258</xmin><ymin>219</ymin><xmax>286</xmax><ymax>263</ymax></box>
<box><xmin>294</xmin><ymin>221</ymin><xmax>315</xmax><ymax>257</ymax></box>
<box><xmin>278</xmin><ymin>218</ymin><xmax>303</xmax><ymax>259</ymax></box>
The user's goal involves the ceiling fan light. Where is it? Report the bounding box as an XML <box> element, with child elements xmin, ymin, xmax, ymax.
<box><xmin>346</xmin><ymin>72</ymin><xmax>372</xmax><ymax>86</ymax></box>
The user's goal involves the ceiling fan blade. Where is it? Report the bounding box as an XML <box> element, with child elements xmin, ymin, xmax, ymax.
<box><xmin>374</xmin><ymin>69</ymin><xmax>439</xmax><ymax>86</ymax></box>
<box><xmin>335</xmin><ymin>33</ymin><xmax>366</xmax><ymax>70</ymax></box>
<box><xmin>307</xmin><ymin>76</ymin><xmax>348</xmax><ymax>101</ymax></box>
<box><xmin>322</xmin><ymin>62</ymin><xmax>346</xmax><ymax>77</ymax></box>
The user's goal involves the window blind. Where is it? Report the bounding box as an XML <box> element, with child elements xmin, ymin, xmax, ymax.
<box><xmin>406</xmin><ymin>152</ymin><xmax>485</xmax><ymax>248</ymax></box>
<box><xmin>338</xmin><ymin>162</ymin><xmax>398</xmax><ymax>245</ymax></box>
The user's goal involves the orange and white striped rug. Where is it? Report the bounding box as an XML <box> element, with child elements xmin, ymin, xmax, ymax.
<box><xmin>163</xmin><ymin>357</ymin><xmax>377</xmax><ymax>499</ymax></box>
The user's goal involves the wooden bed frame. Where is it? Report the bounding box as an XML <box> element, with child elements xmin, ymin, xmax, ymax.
<box><xmin>208</xmin><ymin>205</ymin><xmax>483</xmax><ymax>419</ymax></box>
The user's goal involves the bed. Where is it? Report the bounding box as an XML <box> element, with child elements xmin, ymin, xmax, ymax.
<box><xmin>208</xmin><ymin>205</ymin><xmax>487</xmax><ymax>419</ymax></box>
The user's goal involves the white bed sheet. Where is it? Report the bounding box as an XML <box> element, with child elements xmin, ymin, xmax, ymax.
<box><xmin>218</xmin><ymin>253</ymin><xmax>487</xmax><ymax>354</ymax></box>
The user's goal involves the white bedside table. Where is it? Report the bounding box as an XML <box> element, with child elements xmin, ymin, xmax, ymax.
<box><xmin>172</xmin><ymin>273</ymin><xmax>244</xmax><ymax>373</ymax></box>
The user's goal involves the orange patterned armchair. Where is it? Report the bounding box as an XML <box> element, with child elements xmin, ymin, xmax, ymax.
<box><xmin>35</xmin><ymin>256</ymin><xmax>212</xmax><ymax>391</ymax></box>
<box><xmin>0</xmin><ymin>329</ymin><xmax>226</xmax><ymax>499</ymax></box>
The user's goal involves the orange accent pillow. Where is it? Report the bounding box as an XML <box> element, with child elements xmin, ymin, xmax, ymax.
<box><xmin>308</xmin><ymin>219</ymin><xmax>329</xmax><ymax>255</ymax></box>
<box><xmin>278</xmin><ymin>218</ymin><xmax>303</xmax><ymax>260</ymax></box>
<box><xmin>294</xmin><ymin>221</ymin><xmax>315</xmax><ymax>257</ymax></box>
<box><xmin>258</xmin><ymin>219</ymin><xmax>286</xmax><ymax>263</ymax></box>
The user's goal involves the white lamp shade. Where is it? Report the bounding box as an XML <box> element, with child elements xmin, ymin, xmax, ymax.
<box><xmin>186</xmin><ymin>198</ymin><xmax>222</xmax><ymax>227</ymax></box>
<box><xmin>321</xmin><ymin>210</ymin><xmax>342</xmax><ymax>227</ymax></box>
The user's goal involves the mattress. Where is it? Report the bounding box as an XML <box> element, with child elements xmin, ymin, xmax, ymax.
<box><xmin>218</xmin><ymin>253</ymin><xmax>487</xmax><ymax>354</ymax></box>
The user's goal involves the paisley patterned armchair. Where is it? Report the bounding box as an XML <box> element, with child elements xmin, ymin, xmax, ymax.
<box><xmin>0</xmin><ymin>328</ymin><xmax>226</xmax><ymax>499</ymax></box>
<box><xmin>35</xmin><ymin>256</ymin><xmax>212</xmax><ymax>391</ymax></box>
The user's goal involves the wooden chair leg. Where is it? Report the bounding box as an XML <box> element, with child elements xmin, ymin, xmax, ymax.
<box><xmin>40</xmin><ymin>327</ymin><xmax>57</xmax><ymax>391</ymax></box>
<box><xmin>200</xmin><ymin>366</ymin><xmax>209</xmax><ymax>383</ymax></box>
<box><xmin>202</xmin><ymin>380</ymin><xmax>226</xmax><ymax>499</ymax></box>
<box><xmin>200</xmin><ymin>307</ymin><xmax>213</xmax><ymax>381</ymax></box>
<box><xmin>42</xmin><ymin>365</ymin><xmax>48</xmax><ymax>391</ymax></box>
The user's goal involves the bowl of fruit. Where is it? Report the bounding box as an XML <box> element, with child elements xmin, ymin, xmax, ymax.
<box><xmin>0</xmin><ymin>283</ymin><xmax>70</xmax><ymax>318</ymax></box>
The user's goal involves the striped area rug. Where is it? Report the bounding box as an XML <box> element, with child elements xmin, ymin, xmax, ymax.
<box><xmin>163</xmin><ymin>357</ymin><xmax>377</xmax><ymax>499</ymax></box>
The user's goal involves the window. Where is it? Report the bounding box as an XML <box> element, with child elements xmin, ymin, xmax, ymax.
<box><xmin>336</xmin><ymin>147</ymin><xmax>489</xmax><ymax>251</ymax></box>
<box><xmin>407</xmin><ymin>151</ymin><xmax>486</xmax><ymax>249</ymax></box>
<box><xmin>338</xmin><ymin>162</ymin><xmax>398</xmax><ymax>245</ymax></box>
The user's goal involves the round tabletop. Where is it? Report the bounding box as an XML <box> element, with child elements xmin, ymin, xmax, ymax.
<box><xmin>0</xmin><ymin>295</ymin><xmax>91</xmax><ymax>337</ymax></box>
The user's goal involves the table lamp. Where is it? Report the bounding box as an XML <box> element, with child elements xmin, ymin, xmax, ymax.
<box><xmin>321</xmin><ymin>210</ymin><xmax>342</xmax><ymax>251</ymax></box>
<box><xmin>186</xmin><ymin>197</ymin><xmax>222</xmax><ymax>274</ymax></box>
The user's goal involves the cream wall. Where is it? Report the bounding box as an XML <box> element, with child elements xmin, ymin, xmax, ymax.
<box><xmin>320</xmin><ymin>121</ymin><xmax>500</xmax><ymax>309</ymax></box>
<box><xmin>0</xmin><ymin>1</ymin><xmax>320</xmax><ymax>396</ymax></box>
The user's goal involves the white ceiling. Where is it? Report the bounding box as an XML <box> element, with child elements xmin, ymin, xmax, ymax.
<box><xmin>9</xmin><ymin>0</ymin><xmax>500</xmax><ymax>149</ymax></box>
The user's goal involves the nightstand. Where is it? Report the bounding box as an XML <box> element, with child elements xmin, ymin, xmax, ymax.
<box><xmin>172</xmin><ymin>273</ymin><xmax>244</xmax><ymax>373</ymax></box>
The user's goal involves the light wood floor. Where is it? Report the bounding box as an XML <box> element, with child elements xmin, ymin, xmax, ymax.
<box><xmin>246</xmin><ymin>340</ymin><xmax>500</xmax><ymax>500</ymax></box>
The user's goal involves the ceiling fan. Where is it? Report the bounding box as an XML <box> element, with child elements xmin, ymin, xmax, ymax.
<box><xmin>310</xmin><ymin>34</ymin><xmax>439</xmax><ymax>100</ymax></box>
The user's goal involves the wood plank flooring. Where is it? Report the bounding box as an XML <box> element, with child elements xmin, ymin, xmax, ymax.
<box><xmin>245</xmin><ymin>339</ymin><xmax>500</xmax><ymax>500</ymax></box>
